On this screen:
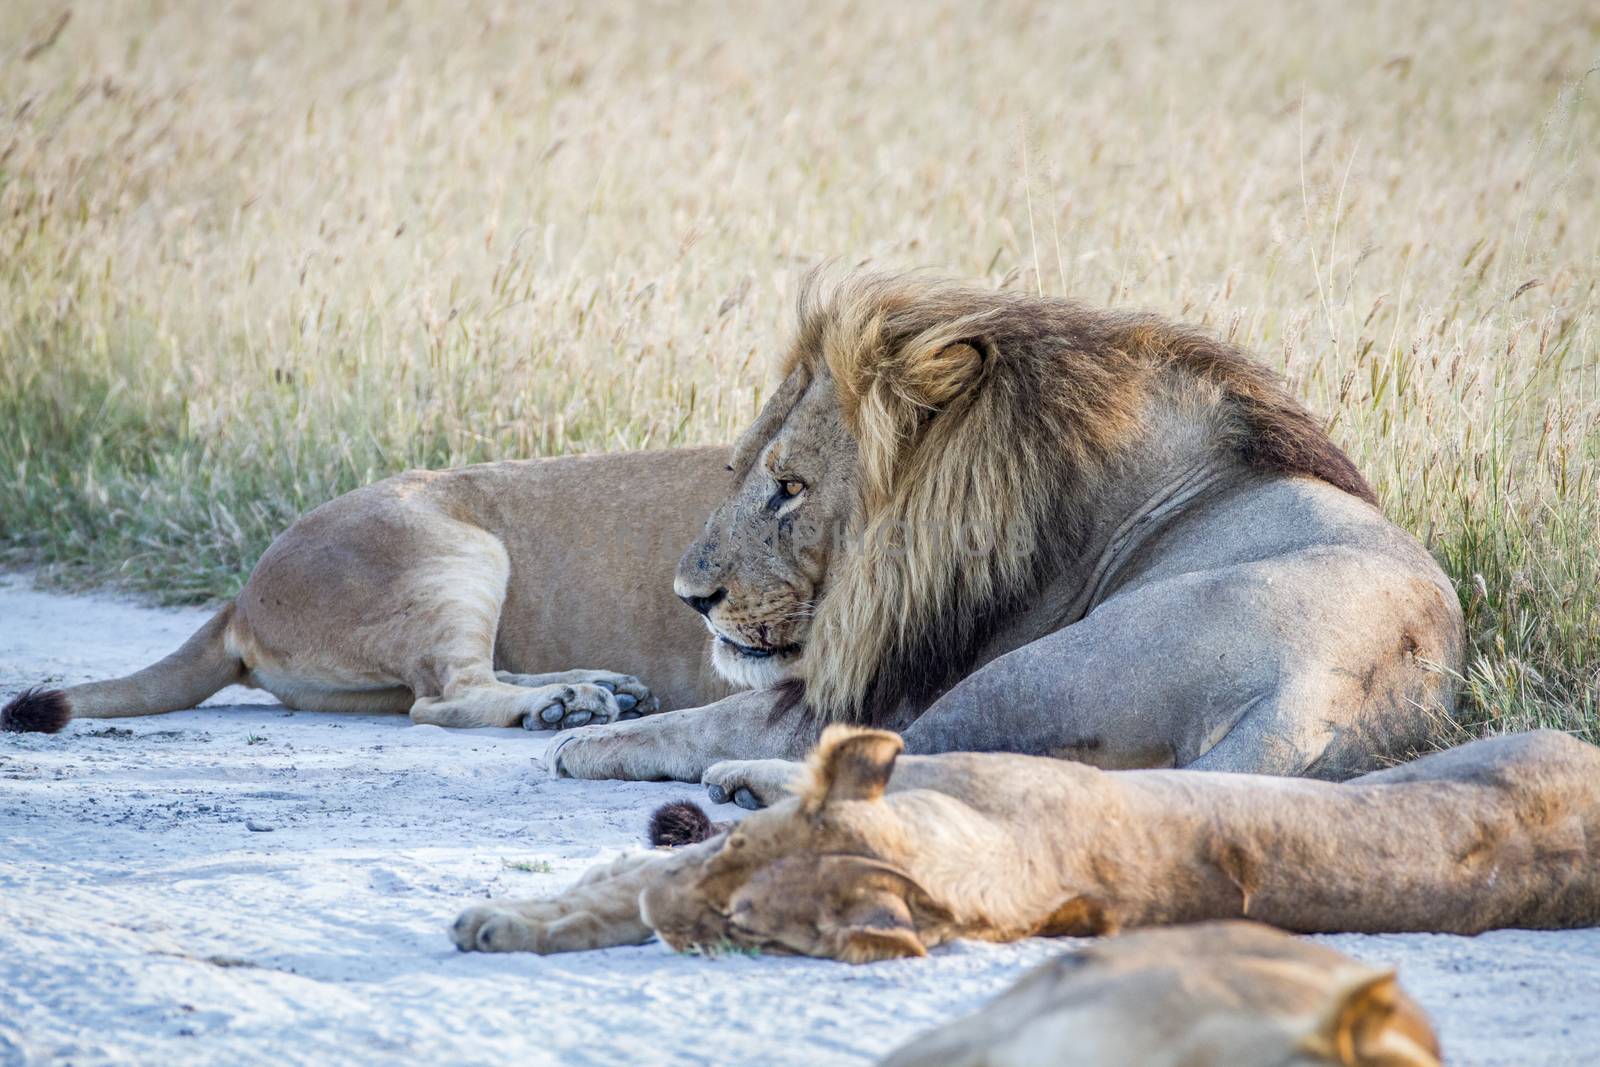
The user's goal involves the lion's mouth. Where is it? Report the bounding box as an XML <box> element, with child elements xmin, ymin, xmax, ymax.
<box><xmin>717</xmin><ymin>635</ymin><xmax>802</xmax><ymax>660</ymax></box>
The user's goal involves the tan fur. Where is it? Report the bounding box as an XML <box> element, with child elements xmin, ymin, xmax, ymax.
<box><xmin>454</xmin><ymin>727</ymin><xmax>1600</xmax><ymax>958</ymax></box>
<box><xmin>6</xmin><ymin>448</ymin><xmax>734</xmax><ymax>731</ymax></box>
<box><xmin>881</xmin><ymin>922</ymin><xmax>1441</xmax><ymax>1067</ymax></box>
<box><xmin>46</xmin><ymin>605</ymin><xmax>246</xmax><ymax>719</ymax></box>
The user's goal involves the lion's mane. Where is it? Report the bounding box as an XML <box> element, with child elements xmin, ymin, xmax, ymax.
<box><xmin>781</xmin><ymin>271</ymin><xmax>1374</xmax><ymax>726</ymax></box>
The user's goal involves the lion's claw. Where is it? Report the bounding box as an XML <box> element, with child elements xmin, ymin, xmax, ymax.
<box><xmin>543</xmin><ymin>733</ymin><xmax>576</xmax><ymax>777</ymax></box>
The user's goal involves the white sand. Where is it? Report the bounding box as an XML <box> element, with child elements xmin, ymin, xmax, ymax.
<box><xmin>2</xmin><ymin>573</ymin><xmax>1595</xmax><ymax>1066</ymax></box>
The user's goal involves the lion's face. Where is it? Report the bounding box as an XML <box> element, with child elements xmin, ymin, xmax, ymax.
<box><xmin>642</xmin><ymin>843</ymin><xmax>937</xmax><ymax>963</ymax></box>
<box><xmin>673</xmin><ymin>366</ymin><xmax>859</xmax><ymax>690</ymax></box>
<box><xmin>639</xmin><ymin>729</ymin><xmax>947</xmax><ymax>962</ymax></box>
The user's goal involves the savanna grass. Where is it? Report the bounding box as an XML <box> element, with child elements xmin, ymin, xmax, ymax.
<box><xmin>1</xmin><ymin>1</ymin><xmax>1595</xmax><ymax>740</ymax></box>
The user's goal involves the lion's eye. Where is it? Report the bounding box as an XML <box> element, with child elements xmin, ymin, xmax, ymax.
<box><xmin>779</xmin><ymin>479</ymin><xmax>806</xmax><ymax>498</ymax></box>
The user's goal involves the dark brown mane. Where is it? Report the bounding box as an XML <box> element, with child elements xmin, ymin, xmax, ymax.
<box><xmin>1106</xmin><ymin>316</ymin><xmax>1377</xmax><ymax>506</ymax></box>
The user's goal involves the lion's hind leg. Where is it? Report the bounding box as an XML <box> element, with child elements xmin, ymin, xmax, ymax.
<box><xmin>495</xmin><ymin>669</ymin><xmax>658</xmax><ymax>719</ymax></box>
<box><xmin>384</xmin><ymin>520</ymin><xmax>624</xmax><ymax>730</ymax></box>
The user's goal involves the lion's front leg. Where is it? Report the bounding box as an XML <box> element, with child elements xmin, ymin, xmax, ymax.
<box><xmin>545</xmin><ymin>688</ymin><xmax>816</xmax><ymax>783</ymax></box>
<box><xmin>452</xmin><ymin>850</ymin><xmax>674</xmax><ymax>954</ymax></box>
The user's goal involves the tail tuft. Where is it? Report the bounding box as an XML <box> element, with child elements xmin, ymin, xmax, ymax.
<box><xmin>1</xmin><ymin>688</ymin><xmax>71</xmax><ymax>734</ymax></box>
<box><xmin>648</xmin><ymin>800</ymin><xmax>720</xmax><ymax>848</ymax></box>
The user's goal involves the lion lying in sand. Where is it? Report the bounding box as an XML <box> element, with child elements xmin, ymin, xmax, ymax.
<box><xmin>546</xmin><ymin>270</ymin><xmax>1464</xmax><ymax>785</ymax></box>
<box><xmin>881</xmin><ymin>921</ymin><xmax>1441</xmax><ymax>1067</ymax></box>
<box><xmin>452</xmin><ymin>727</ymin><xmax>1600</xmax><ymax>956</ymax></box>
<box><xmin>2</xmin><ymin>448</ymin><xmax>733</xmax><ymax>733</ymax></box>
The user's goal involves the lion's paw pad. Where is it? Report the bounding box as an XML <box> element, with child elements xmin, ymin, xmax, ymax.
<box><xmin>702</xmin><ymin>758</ymin><xmax>802</xmax><ymax>810</ymax></box>
<box><xmin>705</xmin><ymin>783</ymin><xmax>765</xmax><ymax>809</ymax></box>
<box><xmin>522</xmin><ymin>684</ymin><xmax>618</xmax><ymax>731</ymax></box>
<box><xmin>581</xmin><ymin>672</ymin><xmax>657</xmax><ymax>717</ymax></box>
<box><xmin>452</xmin><ymin>905</ymin><xmax>503</xmax><ymax>952</ymax></box>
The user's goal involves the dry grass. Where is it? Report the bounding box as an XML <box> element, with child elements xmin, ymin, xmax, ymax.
<box><xmin>1</xmin><ymin>1</ymin><xmax>1596</xmax><ymax>740</ymax></box>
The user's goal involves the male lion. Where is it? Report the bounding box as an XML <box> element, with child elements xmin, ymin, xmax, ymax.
<box><xmin>1</xmin><ymin>449</ymin><xmax>732</xmax><ymax>733</ymax></box>
<box><xmin>880</xmin><ymin>922</ymin><xmax>1441</xmax><ymax>1067</ymax></box>
<box><xmin>546</xmin><ymin>271</ymin><xmax>1465</xmax><ymax>787</ymax></box>
<box><xmin>450</xmin><ymin>726</ymin><xmax>1600</xmax><ymax>957</ymax></box>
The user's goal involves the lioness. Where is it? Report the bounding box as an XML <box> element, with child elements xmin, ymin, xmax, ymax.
<box><xmin>881</xmin><ymin>922</ymin><xmax>1441</xmax><ymax>1067</ymax></box>
<box><xmin>1</xmin><ymin>448</ymin><xmax>732</xmax><ymax>733</ymax></box>
<box><xmin>450</xmin><ymin>727</ymin><xmax>1600</xmax><ymax>955</ymax></box>
<box><xmin>545</xmin><ymin>271</ymin><xmax>1465</xmax><ymax>786</ymax></box>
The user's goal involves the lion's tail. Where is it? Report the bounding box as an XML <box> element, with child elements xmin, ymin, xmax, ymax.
<box><xmin>1</xmin><ymin>603</ymin><xmax>245</xmax><ymax>734</ymax></box>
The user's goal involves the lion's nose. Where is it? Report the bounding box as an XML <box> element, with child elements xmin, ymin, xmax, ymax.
<box><xmin>679</xmin><ymin>588</ymin><xmax>727</xmax><ymax>617</ymax></box>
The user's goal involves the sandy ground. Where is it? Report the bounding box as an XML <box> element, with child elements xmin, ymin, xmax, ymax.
<box><xmin>2</xmin><ymin>573</ymin><xmax>1597</xmax><ymax>1066</ymax></box>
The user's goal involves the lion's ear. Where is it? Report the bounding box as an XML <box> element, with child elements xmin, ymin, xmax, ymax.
<box><xmin>825</xmin><ymin>874</ymin><xmax>928</xmax><ymax>963</ymax></box>
<box><xmin>1299</xmin><ymin>968</ymin><xmax>1441</xmax><ymax>1066</ymax></box>
<box><xmin>802</xmin><ymin>726</ymin><xmax>904</xmax><ymax>812</ymax></box>
<box><xmin>901</xmin><ymin>339</ymin><xmax>986</xmax><ymax>411</ymax></box>
<box><xmin>814</xmin><ymin>856</ymin><xmax>950</xmax><ymax>963</ymax></box>
<box><xmin>837</xmin><ymin>924</ymin><xmax>927</xmax><ymax>964</ymax></box>
<box><xmin>1033</xmin><ymin>894</ymin><xmax>1117</xmax><ymax>938</ymax></box>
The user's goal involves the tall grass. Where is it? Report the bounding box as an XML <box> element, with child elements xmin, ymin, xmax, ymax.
<box><xmin>1</xmin><ymin>1</ymin><xmax>1595</xmax><ymax>739</ymax></box>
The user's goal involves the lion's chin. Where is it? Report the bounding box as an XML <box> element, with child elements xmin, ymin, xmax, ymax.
<box><xmin>710</xmin><ymin>637</ymin><xmax>803</xmax><ymax>691</ymax></box>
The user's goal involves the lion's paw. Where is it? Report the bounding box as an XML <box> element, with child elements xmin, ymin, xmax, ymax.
<box><xmin>500</xmin><ymin>670</ymin><xmax>658</xmax><ymax>726</ymax></box>
<box><xmin>536</xmin><ymin>715</ymin><xmax>701</xmax><ymax>783</ymax></box>
<box><xmin>564</xmin><ymin>671</ymin><xmax>658</xmax><ymax>719</ymax></box>
<box><xmin>540</xmin><ymin>725</ymin><xmax>634</xmax><ymax>778</ymax></box>
<box><xmin>519</xmin><ymin>683</ymin><xmax>620</xmax><ymax>731</ymax></box>
<box><xmin>452</xmin><ymin>904</ymin><xmax>521</xmax><ymax>952</ymax></box>
<box><xmin>702</xmin><ymin>758</ymin><xmax>804</xmax><ymax>810</ymax></box>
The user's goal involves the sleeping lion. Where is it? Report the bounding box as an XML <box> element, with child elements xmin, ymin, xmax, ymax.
<box><xmin>6</xmin><ymin>270</ymin><xmax>1462</xmax><ymax>788</ymax></box>
<box><xmin>450</xmin><ymin>726</ymin><xmax>1600</xmax><ymax>957</ymax></box>
<box><xmin>880</xmin><ymin>922</ymin><xmax>1441</xmax><ymax>1067</ymax></box>
<box><xmin>1</xmin><ymin>447</ymin><xmax>733</xmax><ymax>733</ymax></box>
